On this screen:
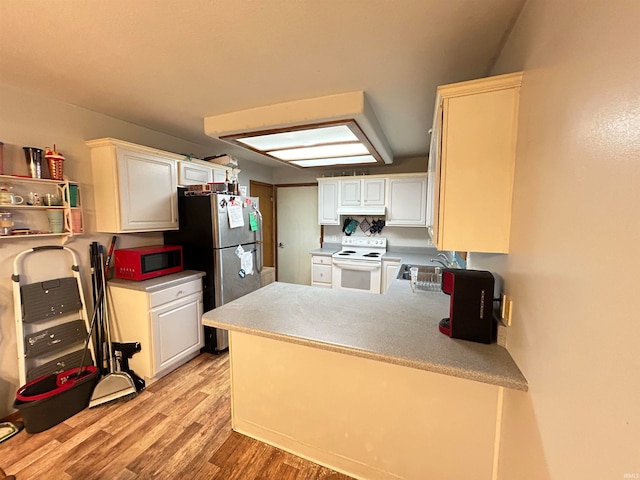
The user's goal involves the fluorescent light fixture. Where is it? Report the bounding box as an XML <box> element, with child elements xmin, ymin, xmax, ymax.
<box><xmin>203</xmin><ymin>92</ymin><xmax>393</xmax><ymax>168</ymax></box>
<box><xmin>237</xmin><ymin>125</ymin><xmax>358</xmax><ymax>150</ymax></box>
<box><xmin>290</xmin><ymin>155</ymin><xmax>378</xmax><ymax>168</ymax></box>
<box><xmin>269</xmin><ymin>143</ymin><xmax>369</xmax><ymax>161</ymax></box>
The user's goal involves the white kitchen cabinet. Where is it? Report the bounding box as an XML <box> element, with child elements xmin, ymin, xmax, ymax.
<box><xmin>386</xmin><ymin>174</ymin><xmax>428</xmax><ymax>226</ymax></box>
<box><xmin>86</xmin><ymin>138</ymin><xmax>179</xmax><ymax>232</ymax></box>
<box><xmin>107</xmin><ymin>271</ymin><xmax>205</xmax><ymax>384</ymax></box>
<box><xmin>311</xmin><ymin>254</ymin><xmax>332</xmax><ymax>288</ymax></box>
<box><xmin>382</xmin><ymin>258</ymin><xmax>400</xmax><ymax>293</ymax></box>
<box><xmin>339</xmin><ymin>178</ymin><xmax>385</xmax><ymax>208</ymax></box>
<box><xmin>178</xmin><ymin>160</ymin><xmax>213</xmax><ymax>186</ymax></box>
<box><xmin>178</xmin><ymin>159</ymin><xmax>232</xmax><ymax>186</ymax></box>
<box><xmin>212</xmin><ymin>167</ymin><xmax>228</xmax><ymax>183</ymax></box>
<box><xmin>317</xmin><ymin>180</ymin><xmax>340</xmax><ymax>225</ymax></box>
<box><xmin>428</xmin><ymin>72</ymin><xmax>522</xmax><ymax>253</ymax></box>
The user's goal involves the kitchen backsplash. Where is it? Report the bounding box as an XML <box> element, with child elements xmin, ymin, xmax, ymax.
<box><xmin>322</xmin><ymin>223</ymin><xmax>433</xmax><ymax>249</ymax></box>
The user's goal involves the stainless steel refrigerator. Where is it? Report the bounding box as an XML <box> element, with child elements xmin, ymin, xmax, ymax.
<box><xmin>164</xmin><ymin>189</ymin><xmax>263</xmax><ymax>353</ymax></box>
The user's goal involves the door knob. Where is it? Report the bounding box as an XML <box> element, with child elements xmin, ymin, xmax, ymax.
<box><xmin>278</xmin><ymin>242</ymin><xmax>285</xmax><ymax>248</ymax></box>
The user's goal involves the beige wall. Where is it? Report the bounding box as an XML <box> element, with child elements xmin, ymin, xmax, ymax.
<box><xmin>469</xmin><ymin>1</ymin><xmax>640</xmax><ymax>478</ymax></box>
<box><xmin>0</xmin><ymin>83</ymin><xmax>273</xmax><ymax>417</ymax></box>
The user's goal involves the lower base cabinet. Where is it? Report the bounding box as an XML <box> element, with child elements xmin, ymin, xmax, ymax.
<box><xmin>261</xmin><ymin>266</ymin><xmax>276</xmax><ymax>286</ymax></box>
<box><xmin>107</xmin><ymin>271</ymin><xmax>205</xmax><ymax>383</ymax></box>
<box><xmin>382</xmin><ymin>259</ymin><xmax>401</xmax><ymax>293</ymax></box>
<box><xmin>311</xmin><ymin>255</ymin><xmax>332</xmax><ymax>288</ymax></box>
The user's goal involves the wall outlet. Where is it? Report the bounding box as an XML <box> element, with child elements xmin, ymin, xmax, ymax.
<box><xmin>501</xmin><ymin>293</ymin><xmax>513</xmax><ymax>326</ymax></box>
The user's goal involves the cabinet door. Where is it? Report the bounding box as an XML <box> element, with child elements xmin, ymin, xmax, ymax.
<box><xmin>362</xmin><ymin>179</ymin><xmax>385</xmax><ymax>206</ymax></box>
<box><xmin>339</xmin><ymin>180</ymin><xmax>361</xmax><ymax>207</ymax></box>
<box><xmin>427</xmin><ymin>100</ymin><xmax>443</xmax><ymax>245</ymax></box>
<box><xmin>439</xmin><ymin>87</ymin><xmax>518</xmax><ymax>253</ymax></box>
<box><xmin>318</xmin><ymin>181</ymin><xmax>339</xmax><ymax>225</ymax></box>
<box><xmin>178</xmin><ymin>161</ymin><xmax>213</xmax><ymax>186</ymax></box>
<box><xmin>151</xmin><ymin>293</ymin><xmax>203</xmax><ymax>376</ymax></box>
<box><xmin>382</xmin><ymin>260</ymin><xmax>400</xmax><ymax>293</ymax></box>
<box><xmin>212</xmin><ymin>167</ymin><xmax>228</xmax><ymax>183</ymax></box>
<box><xmin>117</xmin><ymin>148</ymin><xmax>178</xmax><ymax>231</ymax></box>
<box><xmin>386</xmin><ymin>176</ymin><xmax>427</xmax><ymax>226</ymax></box>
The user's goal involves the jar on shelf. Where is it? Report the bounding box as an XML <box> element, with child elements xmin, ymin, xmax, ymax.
<box><xmin>0</xmin><ymin>211</ymin><xmax>14</xmax><ymax>235</ymax></box>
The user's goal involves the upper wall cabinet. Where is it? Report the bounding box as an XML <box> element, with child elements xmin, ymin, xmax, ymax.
<box><xmin>178</xmin><ymin>160</ymin><xmax>213</xmax><ymax>186</ymax></box>
<box><xmin>386</xmin><ymin>174</ymin><xmax>427</xmax><ymax>227</ymax></box>
<box><xmin>87</xmin><ymin>138</ymin><xmax>180</xmax><ymax>233</ymax></box>
<box><xmin>318</xmin><ymin>174</ymin><xmax>427</xmax><ymax>226</ymax></box>
<box><xmin>339</xmin><ymin>178</ymin><xmax>385</xmax><ymax>208</ymax></box>
<box><xmin>177</xmin><ymin>159</ymin><xmax>231</xmax><ymax>186</ymax></box>
<box><xmin>318</xmin><ymin>180</ymin><xmax>340</xmax><ymax>225</ymax></box>
<box><xmin>428</xmin><ymin>72</ymin><xmax>523</xmax><ymax>253</ymax></box>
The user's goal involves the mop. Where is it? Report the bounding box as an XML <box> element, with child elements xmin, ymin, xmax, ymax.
<box><xmin>88</xmin><ymin>246</ymin><xmax>137</xmax><ymax>408</ymax></box>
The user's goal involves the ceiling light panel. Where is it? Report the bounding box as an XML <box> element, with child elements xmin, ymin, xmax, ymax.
<box><xmin>204</xmin><ymin>92</ymin><xmax>394</xmax><ymax>168</ymax></box>
<box><xmin>290</xmin><ymin>155</ymin><xmax>377</xmax><ymax>167</ymax></box>
<box><xmin>269</xmin><ymin>143</ymin><xmax>370</xmax><ymax>161</ymax></box>
<box><xmin>237</xmin><ymin>125</ymin><xmax>358</xmax><ymax>150</ymax></box>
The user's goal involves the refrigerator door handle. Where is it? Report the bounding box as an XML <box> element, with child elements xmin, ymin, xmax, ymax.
<box><xmin>252</xmin><ymin>204</ymin><xmax>264</xmax><ymax>273</ymax></box>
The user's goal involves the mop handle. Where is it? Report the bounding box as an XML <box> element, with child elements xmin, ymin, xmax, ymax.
<box><xmin>104</xmin><ymin>235</ymin><xmax>117</xmax><ymax>278</ymax></box>
<box><xmin>99</xmin><ymin>249</ymin><xmax>116</xmax><ymax>374</ymax></box>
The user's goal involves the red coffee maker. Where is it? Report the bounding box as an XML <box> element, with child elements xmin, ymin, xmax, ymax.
<box><xmin>438</xmin><ymin>269</ymin><xmax>495</xmax><ymax>344</ymax></box>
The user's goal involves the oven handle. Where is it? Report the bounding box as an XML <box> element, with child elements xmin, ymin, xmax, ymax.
<box><xmin>332</xmin><ymin>260</ymin><xmax>381</xmax><ymax>271</ymax></box>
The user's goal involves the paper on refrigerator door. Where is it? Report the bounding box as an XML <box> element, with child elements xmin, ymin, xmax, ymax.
<box><xmin>228</xmin><ymin>202</ymin><xmax>244</xmax><ymax>228</ymax></box>
<box><xmin>241</xmin><ymin>251</ymin><xmax>254</xmax><ymax>275</ymax></box>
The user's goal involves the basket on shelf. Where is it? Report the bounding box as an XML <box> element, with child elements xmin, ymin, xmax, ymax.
<box><xmin>45</xmin><ymin>146</ymin><xmax>64</xmax><ymax>180</ymax></box>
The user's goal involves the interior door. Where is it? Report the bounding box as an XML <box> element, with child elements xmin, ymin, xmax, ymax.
<box><xmin>276</xmin><ymin>185</ymin><xmax>320</xmax><ymax>285</ymax></box>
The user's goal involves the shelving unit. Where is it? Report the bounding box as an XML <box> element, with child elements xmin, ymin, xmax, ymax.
<box><xmin>0</xmin><ymin>174</ymin><xmax>83</xmax><ymax>240</ymax></box>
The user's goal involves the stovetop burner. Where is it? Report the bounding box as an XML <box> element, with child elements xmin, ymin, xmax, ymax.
<box><xmin>332</xmin><ymin>236</ymin><xmax>387</xmax><ymax>262</ymax></box>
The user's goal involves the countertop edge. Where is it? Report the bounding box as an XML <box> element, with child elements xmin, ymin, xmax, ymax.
<box><xmin>204</xmin><ymin>318</ymin><xmax>528</xmax><ymax>392</ymax></box>
<box><xmin>108</xmin><ymin>270</ymin><xmax>206</xmax><ymax>292</ymax></box>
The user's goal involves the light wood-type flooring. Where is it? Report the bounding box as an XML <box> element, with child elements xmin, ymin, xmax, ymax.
<box><xmin>0</xmin><ymin>352</ymin><xmax>353</xmax><ymax>479</ymax></box>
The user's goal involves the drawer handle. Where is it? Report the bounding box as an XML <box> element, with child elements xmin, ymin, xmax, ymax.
<box><xmin>176</xmin><ymin>290</ymin><xmax>183</xmax><ymax>296</ymax></box>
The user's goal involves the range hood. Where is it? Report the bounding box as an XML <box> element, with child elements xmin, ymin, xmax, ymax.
<box><xmin>336</xmin><ymin>205</ymin><xmax>386</xmax><ymax>216</ymax></box>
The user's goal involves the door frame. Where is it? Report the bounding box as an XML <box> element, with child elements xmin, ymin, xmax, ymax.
<box><xmin>274</xmin><ymin>182</ymin><xmax>323</xmax><ymax>281</ymax></box>
<box><xmin>249</xmin><ymin>180</ymin><xmax>275</xmax><ymax>268</ymax></box>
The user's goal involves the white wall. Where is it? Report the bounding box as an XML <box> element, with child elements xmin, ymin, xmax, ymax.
<box><xmin>0</xmin><ymin>83</ymin><xmax>273</xmax><ymax>418</ymax></box>
<box><xmin>468</xmin><ymin>1</ymin><xmax>640</xmax><ymax>478</ymax></box>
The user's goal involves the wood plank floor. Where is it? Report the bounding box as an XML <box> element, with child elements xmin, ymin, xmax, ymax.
<box><xmin>0</xmin><ymin>353</ymin><xmax>354</xmax><ymax>479</ymax></box>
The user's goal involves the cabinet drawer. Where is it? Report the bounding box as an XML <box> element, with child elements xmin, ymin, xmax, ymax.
<box><xmin>312</xmin><ymin>255</ymin><xmax>332</xmax><ymax>265</ymax></box>
<box><xmin>150</xmin><ymin>279</ymin><xmax>202</xmax><ymax>308</ymax></box>
<box><xmin>312</xmin><ymin>265</ymin><xmax>332</xmax><ymax>284</ymax></box>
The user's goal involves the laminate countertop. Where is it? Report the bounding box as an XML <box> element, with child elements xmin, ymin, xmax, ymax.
<box><xmin>202</xmin><ymin>280</ymin><xmax>527</xmax><ymax>391</ymax></box>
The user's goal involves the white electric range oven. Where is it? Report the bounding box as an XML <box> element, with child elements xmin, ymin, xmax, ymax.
<box><xmin>331</xmin><ymin>236</ymin><xmax>387</xmax><ymax>294</ymax></box>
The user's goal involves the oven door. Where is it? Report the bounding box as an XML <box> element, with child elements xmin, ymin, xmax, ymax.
<box><xmin>332</xmin><ymin>259</ymin><xmax>382</xmax><ymax>294</ymax></box>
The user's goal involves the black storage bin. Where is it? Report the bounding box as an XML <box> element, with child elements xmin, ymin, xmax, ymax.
<box><xmin>13</xmin><ymin>366</ymin><xmax>99</xmax><ymax>433</ymax></box>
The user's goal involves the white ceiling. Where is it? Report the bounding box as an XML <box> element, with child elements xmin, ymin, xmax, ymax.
<box><xmin>0</xmin><ymin>0</ymin><xmax>525</xmax><ymax>168</ymax></box>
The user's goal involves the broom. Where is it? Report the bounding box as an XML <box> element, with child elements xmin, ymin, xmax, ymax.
<box><xmin>88</xmin><ymin>243</ymin><xmax>137</xmax><ymax>408</ymax></box>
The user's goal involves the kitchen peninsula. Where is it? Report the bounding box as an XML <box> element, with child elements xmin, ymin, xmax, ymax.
<box><xmin>202</xmin><ymin>280</ymin><xmax>527</xmax><ymax>480</ymax></box>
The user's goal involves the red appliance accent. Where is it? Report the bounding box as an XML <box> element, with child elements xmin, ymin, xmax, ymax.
<box><xmin>114</xmin><ymin>245</ymin><xmax>183</xmax><ymax>281</ymax></box>
<box><xmin>438</xmin><ymin>269</ymin><xmax>495</xmax><ymax>344</ymax></box>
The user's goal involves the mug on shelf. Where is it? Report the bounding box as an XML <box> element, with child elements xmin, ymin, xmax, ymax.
<box><xmin>0</xmin><ymin>191</ymin><xmax>24</xmax><ymax>205</ymax></box>
<box><xmin>42</xmin><ymin>193</ymin><xmax>62</xmax><ymax>206</ymax></box>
